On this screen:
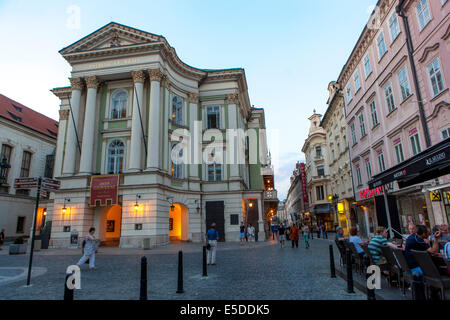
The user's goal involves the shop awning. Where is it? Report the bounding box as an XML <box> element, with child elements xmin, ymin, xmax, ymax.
<box><xmin>369</xmin><ymin>138</ymin><xmax>450</xmax><ymax>190</ymax></box>
<box><xmin>313</xmin><ymin>203</ymin><xmax>333</xmax><ymax>214</ymax></box>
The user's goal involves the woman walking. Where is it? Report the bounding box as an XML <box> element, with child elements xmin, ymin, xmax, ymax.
<box><xmin>76</xmin><ymin>227</ymin><xmax>97</xmax><ymax>270</ymax></box>
<box><xmin>206</xmin><ymin>223</ymin><xmax>219</xmax><ymax>265</ymax></box>
<box><xmin>290</xmin><ymin>223</ymin><xmax>300</xmax><ymax>249</ymax></box>
<box><xmin>302</xmin><ymin>224</ymin><xmax>310</xmax><ymax>249</ymax></box>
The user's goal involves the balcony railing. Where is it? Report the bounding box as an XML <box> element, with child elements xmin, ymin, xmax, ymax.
<box><xmin>264</xmin><ymin>189</ymin><xmax>278</xmax><ymax>201</ymax></box>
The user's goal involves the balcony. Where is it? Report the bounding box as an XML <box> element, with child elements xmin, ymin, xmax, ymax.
<box><xmin>264</xmin><ymin>189</ymin><xmax>278</xmax><ymax>202</ymax></box>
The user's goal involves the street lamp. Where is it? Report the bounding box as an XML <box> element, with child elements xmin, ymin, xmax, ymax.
<box><xmin>0</xmin><ymin>157</ymin><xmax>11</xmax><ymax>184</ymax></box>
<box><xmin>62</xmin><ymin>198</ymin><xmax>70</xmax><ymax>214</ymax></box>
<box><xmin>134</xmin><ymin>195</ymin><xmax>141</xmax><ymax>211</ymax></box>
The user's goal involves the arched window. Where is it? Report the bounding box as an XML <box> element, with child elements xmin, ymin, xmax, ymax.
<box><xmin>171</xmin><ymin>96</ymin><xmax>183</xmax><ymax>125</ymax></box>
<box><xmin>110</xmin><ymin>90</ymin><xmax>128</xmax><ymax>119</ymax></box>
<box><xmin>107</xmin><ymin>140</ymin><xmax>125</xmax><ymax>174</ymax></box>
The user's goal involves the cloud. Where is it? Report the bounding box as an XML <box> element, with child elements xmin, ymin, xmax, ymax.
<box><xmin>274</xmin><ymin>151</ymin><xmax>304</xmax><ymax>200</ymax></box>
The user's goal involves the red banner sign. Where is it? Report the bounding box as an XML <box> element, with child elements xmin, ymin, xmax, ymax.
<box><xmin>300</xmin><ymin>163</ymin><xmax>309</xmax><ymax>204</ymax></box>
<box><xmin>90</xmin><ymin>175</ymin><xmax>119</xmax><ymax>207</ymax></box>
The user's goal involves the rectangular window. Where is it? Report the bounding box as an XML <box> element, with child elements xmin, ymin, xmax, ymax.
<box><xmin>365</xmin><ymin>160</ymin><xmax>372</xmax><ymax>179</ymax></box>
<box><xmin>394</xmin><ymin>143</ymin><xmax>405</xmax><ymax>164</ymax></box>
<box><xmin>316</xmin><ymin>146</ymin><xmax>322</xmax><ymax>157</ymax></box>
<box><xmin>442</xmin><ymin>128</ymin><xmax>450</xmax><ymax>140</ymax></box>
<box><xmin>351</xmin><ymin>123</ymin><xmax>357</xmax><ymax>145</ymax></box>
<box><xmin>206</xmin><ymin>106</ymin><xmax>221</xmax><ymax>129</ymax></box>
<box><xmin>316</xmin><ymin>186</ymin><xmax>324</xmax><ymax>201</ymax></box>
<box><xmin>428</xmin><ymin>58</ymin><xmax>445</xmax><ymax>97</ymax></box>
<box><xmin>230</xmin><ymin>214</ymin><xmax>239</xmax><ymax>225</ymax></box>
<box><xmin>354</xmin><ymin>71</ymin><xmax>361</xmax><ymax>91</ymax></box>
<box><xmin>16</xmin><ymin>216</ymin><xmax>25</xmax><ymax>233</ymax></box>
<box><xmin>208</xmin><ymin>164</ymin><xmax>222</xmax><ymax>182</ymax></box>
<box><xmin>410</xmin><ymin>133</ymin><xmax>422</xmax><ymax>156</ymax></box>
<box><xmin>385</xmin><ymin>83</ymin><xmax>396</xmax><ymax>113</ymax></box>
<box><xmin>416</xmin><ymin>0</ymin><xmax>432</xmax><ymax>31</ymax></box>
<box><xmin>171</xmin><ymin>145</ymin><xmax>183</xmax><ymax>179</ymax></box>
<box><xmin>172</xmin><ymin>96</ymin><xmax>183</xmax><ymax>126</ymax></box>
<box><xmin>317</xmin><ymin>166</ymin><xmax>325</xmax><ymax>177</ymax></box>
<box><xmin>377</xmin><ymin>32</ymin><xmax>387</xmax><ymax>59</ymax></box>
<box><xmin>378</xmin><ymin>152</ymin><xmax>386</xmax><ymax>172</ymax></box>
<box><xmin>398</xmin><ymin>68</ymin><xmax>411</xmax><ymax>100</ymax></box>
<box><xmin>389</xmin><ymin>12</ymin><xmax>400</xmax><ymax>40</ymax></box>
<box><xmin>1</xmin><ymin>144</ymin><xmax>12</xmax><ymax>180</ymax></box>
<box><xmin>356</xmin><ymin>166</ymin><xmax>362</xmax><ymax>186</ymax></box>
<box><xmin>346</xmin><ymin>85</ymin><xmax>352</xmax><ymax>103</ymax></box>
<box><xmin>359</xmin><ymin>113</ymin><xmax>366</xmax><ymax>137</ymax></box>
<box><xmin>364</xmin><ymin>55</ymin><xmax>372</xmax><ymax>77</ymax></box>
<box><xmin>369</xmin><ymin>101</ymin><xmax>379</xmax><ymax>127</ymax></box>
<box><xmin>20</xmin><ymin>151</ymin><xmax>32</xmax><ymax>177</ymax></box>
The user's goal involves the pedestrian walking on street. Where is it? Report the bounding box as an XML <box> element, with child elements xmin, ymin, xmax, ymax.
<box><xmin>206</xmin><ymin>223</ymin><xmax>219</xmax><ymax>265</ymax></box>
<box><xmin>302</xmin><ymin>224</ymin><xmax>310</xmax><ymax>249</ymax></box>
<box><xmin>0</xmin><ymin>228</ymin><xmax>5</xmax><ymax>250</ymax></box>
<box><xmin>322</xmin><ymin>224</ymin><xmax>328</xmax><ymax>239</ymax></box>
<box><xmin>248</xmin><ymin>224</ymin><xmax>256</xmax><ymax>243</ymax></box>
<box><xmin>316</xmin><ymin>225</ymin><xmax>321</xmax><ymax>239</ymax></box>
<box><xmin>290</xmin><ymin>223</ymin><xmax>300</xmax><ymax>248</ymax></box>
<box><xmin>245</xmin><ymin>224</ymin><xmax>250</xmax><ymax>242</ymax></box>
<box><xmin>278</xmin><ymin>223</ymin><xmax>286</xmax><ymax>248</ymax></box>
<box><xmin>76</xmin><ymin>227</ymin><xmax>97</xmax><ymax>270</ymax></box>
<box><xmin>239</xmin><ymin>221</ymin><xmax>246</xmax><ymax>244</ymax></box>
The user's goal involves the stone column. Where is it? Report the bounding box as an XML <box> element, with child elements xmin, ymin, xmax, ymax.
<box><xmin>79</xmin><ymin>76</ymin><xmax>100</xmax><ymax>175</ymax></box>
<box><xmin>163</xmin><ymin>77</ymin><xmax>171</xmax><ymax>172</ymax></box>
<box><xmin>129</xmin><ymin>70</ymin><xmax>146</xmax><ymax>172</ymax></box>
<box><xmin>189</xmin><ymin>93</ymin><xmax>200</xmax><ymax>179</ymax></box>
<box><xmin>63</xmin><ymin>78</ymin><xmax>84</xmax><ymax>176</ymax></box>
<box><xmin>54</xmin><ymin>109</ymin><xmax>69</xmax><ymax>177</ymax></box>
<box><xmin>146</xmin><ymin>68</ymin><xmax>163</xmax><ymax>170</ymax></box>
<box><xmin>227</xmin><ymin>94</ymin><xmax>240</xmax><ymax>179</ymax></box>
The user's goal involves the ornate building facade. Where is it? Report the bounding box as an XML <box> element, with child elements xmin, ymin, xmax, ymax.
<box><xmin>47</xmin><ymin>22</ymin><xmax>269</xmax><ymax>248</ymax></box>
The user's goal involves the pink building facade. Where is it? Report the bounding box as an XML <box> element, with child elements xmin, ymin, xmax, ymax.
<box><xmin>338</xmin><ymin>0</ymin><xmax>450</xmax><ymax>235</ymax></box>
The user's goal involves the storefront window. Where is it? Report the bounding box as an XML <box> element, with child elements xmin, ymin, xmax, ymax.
<box><xmin>397</xmin><ymin>195</ymin><xmax>430</xmax><ymax>233</ymax></box>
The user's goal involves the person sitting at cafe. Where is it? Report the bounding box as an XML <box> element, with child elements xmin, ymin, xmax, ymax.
<box><xmin>368</xmin><ymin>226</ymin><xmax>397</xmax><ymax>265</ymax></box>
<box><xmin>349</xmin><ymin>227</ymin><xmax>364</xmax><ymax>259</ymax></box>
<box><xmin>335</xmin><ymin>227</ymin><xmax>346</xmax><ymax>241</ymax></box>
<box><xmin>404</xmin><ymin>225</ymin><xmax>441</xmax><ymax>276</ymax></box>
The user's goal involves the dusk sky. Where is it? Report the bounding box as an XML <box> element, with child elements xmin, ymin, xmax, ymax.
<box><xmin>0</xmin><ymin>0</ymin><xmax>376</xmax><ymax>199</ymax></box>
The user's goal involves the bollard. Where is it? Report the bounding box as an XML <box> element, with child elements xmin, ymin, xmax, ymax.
<box><xmin>202</xmin><ymin>246</ymin><xmax>208</xmax><ymax>277</ymax></box>
<box><xmin>64</xmin><ymin>273</ymin><xmax>74</xmax><ymax>301</ymax></box>
<box><xmin>412</xmin><ymin>274</ymin><xmax>426</xmax><ymax>300</ymax></box>
<box><xmin>176</xmin><ymin>251</ymin><xmax>184</xmax><ymax>294</ymax></box>
<box><xmin>329</xmin><ymin>245</ymin><xmax>336</xmax><ymax>278</ymax></box>
<box><xmin>346</xmin><ymin>248</ymin><xmax>355</xmax><ymax>293</ymax></box>
<box><xmin>364</xmin><ymin>255</ymin><xmax>376</xmax><ymax>300</ymax></box>
<box><xmin>140</xmin><ymin>256</ymin><xmax>148</xmax><ymax>300</ymax></box>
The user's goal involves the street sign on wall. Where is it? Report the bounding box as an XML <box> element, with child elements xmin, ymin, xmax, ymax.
<box><xmin>42</xmin><ymin>178</ymin><xmax>61</xmax><ymax>191</ymax></box>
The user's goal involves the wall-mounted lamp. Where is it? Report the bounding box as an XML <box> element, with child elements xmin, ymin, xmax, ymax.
<box><xmin>135</xmin><ymin>195</ymin><xmax>141</xmax><ymax>211</ymax></box>
<box><xmin>167</xmin><ymin>197</ymin><xmax>175</xmax><ymax>212</ymax></box>
<box><xmin>248</xmin><ymin>201</ymin><xmax>254</xmax><ymax>208</ymax></box>
<box><xmin>195</xmin><ymin>200</ymin><xmax>200</xmax><ymax>214</ymax></box>
<box><xmin>62</xmin><ymin>198</ymin><xmax>70</xmax><ymax>214</ymax></box>
<box><xmin>43</xmin><ymin>209</ymin><xmax>47</xmax><ymax>216</ymax></box>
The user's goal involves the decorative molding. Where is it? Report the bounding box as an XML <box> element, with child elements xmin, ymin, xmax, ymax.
<box><xmin>85</xmin><ymin>75</ymin><xmax>100</xmax><ymax>89</ymax></box>
<box><xmin>59</xmin><ymin>110</ymin><xmax>70</xmax><ymax>121</ymax></box>
<box><xmin>418</xmin><ymin>43</ymin><xmax>440</xmax><ymax>63</ymax></box>
<box><xmin>427</xmin><ymin>100</ymin><xmax>450</xmax><ymax>120</ymax></box>
<box><xmin>163</xmin><ymin>75</ymin><xmax>171</xmax><ymax>91</ymax></box>
<box><xmin>131</xmin><ymin>70</ymin><xmax>146</xmax><ymax>83</ymax></box>
<box><xmin>188</xmin><ymin>93</ymin><xmax>199</xmax><ymax>104</ymax></box>
<box><xmin>365</xmin><ymin>91</ymin><xmax>377</xmax><ymax>103</ymax></box>
<box><xmin>441</xmin><ymin>23</ymin><xmax>450</xmax><ymax>40</ymax></box>
<box><xmin>69</xmin><ymin>77</ymin><xmax>84</xmax><ymax>91</ymax></box>
<box><xmin>227</xmin><ymin>94</ymin><xmax>239</xmax><ymax>105</ymax></box>
<box><xmin>148</xmin><ymin>68</ymin><xmax>163</xmax><ymax>82</ymax></box>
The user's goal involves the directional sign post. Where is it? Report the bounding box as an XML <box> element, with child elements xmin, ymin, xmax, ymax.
<box><xmin>14</xmin><ymin>176</ymin><xmax>61</xmax><ymax>286</ymax></box>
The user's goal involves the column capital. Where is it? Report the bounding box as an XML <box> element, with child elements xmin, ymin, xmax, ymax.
<box><xmin>227</xmin><ymin>93</ymin><xmax>239</xmax><ymax>104</ymax></box>
<box><xmin>163</xmin><ymin>75</ymin><xmax>171</xmax><ymax>92</ymax></box>
<box><xmin>148</xmin><ymin>68</ymin><xmax>163</xmax><ymax>82</ymax></box>
<box><xmin>188</xmin><ymin>93</ymin><xmax>199</xmax><ymax>103</ymax></box>
<box><xmin>85</xmin><ymin>76</ymin><xmax>100</xmax><ymax>89</ymax></box>
<box><xmin>131</xmin><ymin>70</ymin><xmax>146</xmax><ymax>84</ymax></box>
<box><xmin>59</xmin><ymin>109</ymin><xmax>70</xmax><ymax>121</ymax></box>
<box><xmin>69</xmin><ymin>77</ymin><xmax>84</xmax><ymax>91</ymax></box>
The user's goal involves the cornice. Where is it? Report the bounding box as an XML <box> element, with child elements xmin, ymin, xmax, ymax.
<box><xmin>418</xmin><ymin>43</ymin><xmax>440</xmax><ymax>63</ymax></box>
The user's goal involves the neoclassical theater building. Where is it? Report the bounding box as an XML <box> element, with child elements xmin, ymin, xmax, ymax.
<box><xmin>47</xmin><ymin>22</ymin><xmax>270</xmax><ymax>248</ymax></box>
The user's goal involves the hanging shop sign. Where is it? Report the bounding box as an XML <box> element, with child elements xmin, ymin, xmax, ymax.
<box><xmin>430</xmin><ymin>191</ymin><xmax>442</xmax><ymax>202</ymax></box>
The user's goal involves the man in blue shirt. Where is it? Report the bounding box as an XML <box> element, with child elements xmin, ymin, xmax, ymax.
<box><xmin>404</xmin><ymin>225</ymin><xmax>441</xmax><ymax>276</ymax></box>
<box><xmin>205</xmin><ymin>223</ymin><xmax>219</xmax><ymax>265</ymax></box>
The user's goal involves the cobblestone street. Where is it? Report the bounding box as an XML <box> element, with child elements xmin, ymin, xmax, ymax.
<box><xmin>0</xmin><ymin>238</ymin><xmax>364</xmax><ymax>300</ymax></box>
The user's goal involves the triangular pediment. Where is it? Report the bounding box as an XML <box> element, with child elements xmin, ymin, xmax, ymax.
<box><xmin>60</xmin><ymin>22</ymin><xmax>164</xmax><ymax>55</ymax></box>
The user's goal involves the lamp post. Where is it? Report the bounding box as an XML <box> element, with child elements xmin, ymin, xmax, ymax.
<box><xmin>0</xmin><ymin>157</ymin><xmax>11</xmax><ymax>185</ymax></box>
<box><xmin>330</xmin><ymin>194</ymin><xmax>339</xmax><ymax>231</ymax></box>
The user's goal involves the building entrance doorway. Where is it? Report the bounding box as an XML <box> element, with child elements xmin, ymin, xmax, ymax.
<box><xmin>96</xmin><ymin>205</ymin><xmax>122</xmax><ymax>247</ymax></box>
<box><xmin>169</xmin><ymin>203</ymin><xmax>189</xmax><ymax>242</ymax></box>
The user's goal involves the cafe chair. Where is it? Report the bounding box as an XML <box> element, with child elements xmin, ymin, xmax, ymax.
<box><xmin>335</xmin><ymin>239</ymin><xmax>347</xmax><ymax>267</ymax></box>
<box><xmin>411</xmin><ymin>250</ymin><xmax>450</xmax><ymax>300</ymax></box>
<box><xmin>380</xmin><ymin>245</ymin><xmax>401</xmax><ymax>288</ymax></box>
<box><xmin>346</xmin><ymin>242</ymin><xmax>364</xmax><ymax>275</ymax></box>
<box><xmin>361</xmin><ymin>244</ymin><xmax>374</xmax><ymax>265</ymax></box>
<box><xmin>392</xmin><ymin>248</ymin><xmax>413</xmax><ymax>297</ymax></box>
